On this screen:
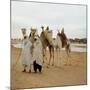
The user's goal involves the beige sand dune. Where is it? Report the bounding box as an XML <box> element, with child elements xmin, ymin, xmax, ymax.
<box><xmin>11</xmin><ymin>46</ymin><xmax>87</xmax><ymax>89</ymax></box>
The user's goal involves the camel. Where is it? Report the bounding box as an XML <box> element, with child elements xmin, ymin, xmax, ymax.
<box><xmin>52</xmin><ymin>28</ymin><xmax>71</xmax><ymax>66</ymax></box>
<box><xmin>40</xmin><ymin>26</ymin><xmax>54</xmax><ymax>66</ymax></box>
<box><xmin>28</xmin><ymin>27</ymin><xmax>71</xmax><ymax>66</ymax></box>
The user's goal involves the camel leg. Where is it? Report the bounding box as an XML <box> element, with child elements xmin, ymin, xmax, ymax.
<box><xmin>43</xmin><ymin>49</ymin><xmax>46</xmax><ymax>63</ymax></box>
<box><xmin>52</xmin><ymin>47</ymin><xmax>54</xmax><ymax>66</ymax></box>
<box><xmin>42</xmin><ymin>49</ymin><xmax>45</xmax><ymax>63</ymax></box>
<box><xmin>57</xmin><ymin>48</ymin><xmax>61</xmax><ymax>67</ymax></box>
<box><xmin>64</xmin><ymin>47</ymin><xmax>68</xmax><ymax>65</ymax></box>
<box><xmin>66</xmin><ymin>44</ymin><xmax>71</xmax><ymax>57</ymax></box>
<box><xmin>56</xmin><ymin>47</ymin><xmax>59</xmax><ymax>66</ymax></box>
<box><xmin>43</xmin><ymin>48</ymin><xmax>47</xmax><ymax>63</ymax></box>
<box><xmin>58</xmin><ymin>48</ymin><xmax>61</xmax><ymax>66</ymax></box>
<box><xmin>65</xmin><ymin>46</ymin><xmax>71</xmax><ymax>66</ymax></box>
<box><xmin>48</xmin><ymin>46</ymin><xmax>52</xmax><ymax>65</ymax></box>
<box><xmin>43</xmin><ymin>48</ymin><xmax>49</xmax><ymax>68</ymax></box>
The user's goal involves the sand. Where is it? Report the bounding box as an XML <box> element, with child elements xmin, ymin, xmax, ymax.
<box><xmin>11</xmin><ymin>46</ymin><xmax>87</xmax><ymax>89</ymax></box>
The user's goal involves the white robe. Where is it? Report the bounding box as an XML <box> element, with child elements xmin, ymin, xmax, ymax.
<box><xmin>33</xmin><ymin>38</ymin><xmax>43</xmax><ymax>66</ymax></box>
<box><xmin>20</xmin><ymin>38</ymin><xmax>33</xmax><ymax>66</ymax></box>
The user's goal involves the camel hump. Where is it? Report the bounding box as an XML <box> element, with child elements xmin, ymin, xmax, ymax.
<box><xmin>43</xmin><ymin>30</ymin><xmax>52</xmax><ymax>45</ymax></box>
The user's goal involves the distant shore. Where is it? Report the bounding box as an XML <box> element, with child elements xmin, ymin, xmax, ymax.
<box><xmin>11</xmin><ymin>42</ymin><xmax>87</xmax><ymax>52</ymax></box>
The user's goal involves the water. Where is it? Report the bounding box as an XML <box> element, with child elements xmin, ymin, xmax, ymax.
<box><xmin>12</xmin><ymin>43</ymin><xmax>87</xmax><ymax>52</ymax></box>
<box><xmin>62</xmin><ymin>43</ymin><xmax>86</xmax><ymax>52</ymax></box>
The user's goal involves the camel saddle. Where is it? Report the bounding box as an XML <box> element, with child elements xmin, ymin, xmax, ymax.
<box><xmin>58</xmin><ymin>33</ymin><xmax>67</xmax><ymax>48</ymax></box>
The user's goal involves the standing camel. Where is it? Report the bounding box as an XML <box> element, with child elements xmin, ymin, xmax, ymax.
<box><xmin>40</xmin><ymin>26</ymin><xmax>54</xmax><ymax>66</ymax></box>
<box><xmin>53</xmin><ymin>28</ymin><xmax>71</xmax><ymax>66</ymax></box>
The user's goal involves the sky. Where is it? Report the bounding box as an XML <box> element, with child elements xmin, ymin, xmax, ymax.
<box><xmin>11</xmin><ymin>1</ymin><xmax>87</xmax><ymax>39</ymax></box>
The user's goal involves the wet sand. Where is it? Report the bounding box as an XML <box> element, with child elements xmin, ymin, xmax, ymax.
<box><xmin>11</xmin><ymin>46</ymin><xmax>87</xmax><ymax>89</ymax></box>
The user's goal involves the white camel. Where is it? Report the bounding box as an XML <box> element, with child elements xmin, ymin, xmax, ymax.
<box><xmin>52</xmin><ymin>29</ymin><xmax>71</xmax><ymax>66</ymax></box>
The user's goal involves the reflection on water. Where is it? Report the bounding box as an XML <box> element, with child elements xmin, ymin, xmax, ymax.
<box><xmin>12</xmin><ymin>43</ymin><xmax>87</xmax><ymax>52</ymax></box>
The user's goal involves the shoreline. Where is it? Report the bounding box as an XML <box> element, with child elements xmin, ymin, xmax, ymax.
<box><xmin>11</xmin><ymin>44</ymin><xmax>87</xmax><ymax>53</ymax></box>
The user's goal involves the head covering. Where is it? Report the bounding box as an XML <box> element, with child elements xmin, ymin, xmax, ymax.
<box><xmin>46</xmin><ymin>26</ymin><xmax>49</xmax><ymax>30</ymax></box>
<box><xmin>61</xmin><ymin>27</ymin><xmax>64</xmax><ymax>33</ymax></box>
<box><xmin>21</xmin><ymin>28</ymin><xmax>27</xmax><ymax>37</ymax></box>
<box><xmin>41</xmin><ymin>26</ymin><xmax>44</xmax><ymax>30</ymax></box>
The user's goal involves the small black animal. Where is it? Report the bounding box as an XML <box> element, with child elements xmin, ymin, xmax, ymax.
<box><xmin>33</xmin><ymin>60</ymin><xmax>42</xmax><ymax>73</ymax></box>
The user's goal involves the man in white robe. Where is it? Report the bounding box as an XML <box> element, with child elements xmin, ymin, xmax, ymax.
<box><xmin>20</xmin><ymin>36</ymin><xmax>33</xmax><ymax>72</ymax></box>
<box><xmin>33</xmin><ymin>35</ymin><xmax>43</xmax><ymax>72</ymax></box>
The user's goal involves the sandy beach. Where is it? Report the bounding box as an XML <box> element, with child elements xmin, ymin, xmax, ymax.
<box><xmin>11</xmin><ymin>46</ymin><xmax>87</xmax><ymax>89</ymax></box>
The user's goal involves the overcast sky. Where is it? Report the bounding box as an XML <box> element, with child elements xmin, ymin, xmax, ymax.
<box><xmin>11</xmin><ymin>1</ymin><xmax>87</xmax><ymax>39</ymax></box>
